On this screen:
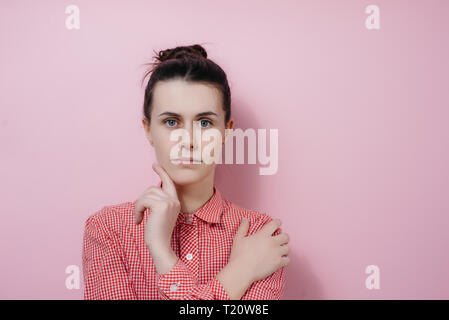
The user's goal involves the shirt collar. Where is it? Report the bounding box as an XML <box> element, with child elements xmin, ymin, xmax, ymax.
<box><xmin>179</xmin><ymin>184</ymin><xmax>223</xmax><ymax>224</ymax></box>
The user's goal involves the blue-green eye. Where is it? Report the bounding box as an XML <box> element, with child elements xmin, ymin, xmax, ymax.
<box><xmin>200</xmin><ymin>119</ymin><xmax>212</xmax><ymax>128</ymax></box>
<box><xmin>165</xmin><ymin>119</ymin><xmax>178</xmax><ymax>127</ymax></box>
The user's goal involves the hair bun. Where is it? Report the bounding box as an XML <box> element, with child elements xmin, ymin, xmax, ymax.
<box><xmin>156</xmin><ymin>44</ymin><xmax>207</xmax><ymax>63</ymax></box>
<box><xmin>140</xmin><ymin>44</ymin><xmax>211</xmax><ymax>88</ymax></box>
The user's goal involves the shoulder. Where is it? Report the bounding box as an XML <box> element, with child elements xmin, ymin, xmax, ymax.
<box><xmin>222</xmin><ymin>199</ymin><xmax>281</xmax><ymax>235</ymax></box>
<box><xmin>84</xmin><ymin>201</ymin><xmax>137</xmax><ymax>237</ymax></box>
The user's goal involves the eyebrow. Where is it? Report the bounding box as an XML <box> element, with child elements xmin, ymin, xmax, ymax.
<box><xmin>158</xmin><ymin>111</ymin><xmax>218</xmax><ymax>118</ymax></box>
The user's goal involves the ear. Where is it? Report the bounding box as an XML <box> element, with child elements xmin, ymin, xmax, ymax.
<box><xmin>224</xmin><ymin>118</ymin><xmax>234</xmax><ymax>144</ymax></box>
<box><xmin>142</xmin><ymin>118</ymin><xmax>154</xmax><ymax>146</ymax></box>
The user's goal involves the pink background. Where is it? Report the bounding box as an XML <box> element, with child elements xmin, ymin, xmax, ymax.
<box><xmin>1</xmin><ymin>0</ymin><xmax>448</xmax><ymax>299</ymax></box>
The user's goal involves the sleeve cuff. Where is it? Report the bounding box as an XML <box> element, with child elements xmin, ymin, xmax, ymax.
<box><xmin>156</xmin><ymin>259</ymin><xmax>231</xmax><ymax>300</ymax></box>
<box><xmin>156</xmin><ymin>258</ymin><xmax>196</xmax><ymax>299</ymax></box>
<box><xmin>207</xmin><ymin>277</ymin><xmax>231</xmax><ymax>300</ymax></box>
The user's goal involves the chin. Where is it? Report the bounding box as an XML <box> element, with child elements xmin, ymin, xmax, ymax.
<box><xmin>167</xmin><ymin>167</ymin><xmax>207</xmax><ymax>186</ymax></box>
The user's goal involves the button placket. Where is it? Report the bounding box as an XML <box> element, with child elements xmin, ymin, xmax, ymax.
<box><xmin>170</xmin><ymin>281</ymin><xmax>180</xmax><ymax>292</ymax></box>
<box><xmin>178</xmin><ymin>216</ymin><xmax>200</xmax><ymax>279</ymax></box>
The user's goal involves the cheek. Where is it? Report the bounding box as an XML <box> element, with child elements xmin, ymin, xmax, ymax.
<box><xmin>153</xmin><ymin>129</ymin><xmax>173</xmax><ymax>151</ymax></box>
<box><xmin>201</xmin><ymin>132</ymin><xmax>222</xmax><ymax>145</ymax></box>
<box><xmin>156</xmin><ymin>142</ymin><xmax>177</xmax><ymax>162</ymax></box>
<box><xmin>200</xmin><ymin>130</ymin><xmax>223</xmax><ymax>157</ymax></box>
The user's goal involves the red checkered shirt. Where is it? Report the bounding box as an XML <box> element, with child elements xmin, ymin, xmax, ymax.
<box><xmin>82</xmin><ymin>185</ymin><xmax>286</xmax><ymax>299</ymax></box>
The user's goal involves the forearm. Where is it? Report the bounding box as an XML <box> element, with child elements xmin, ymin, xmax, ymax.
<box><xmin>216</xmin><ymin>262</ymin><xmax>253</xmax><ymax>300</ymax></box>
<box><xmin>150</xmin><ymin>243</ymin><xmax>253</xmax><ymax>299</ymax></box>
<box><xmin>150</xmin><ymin>244</ymin><xmax>179</xmax><ymax>275</ymax></box>
<box><xmin>151</xmin><ymin>247</ymin><xmax>254</xmax><ymax>300</ymax></box>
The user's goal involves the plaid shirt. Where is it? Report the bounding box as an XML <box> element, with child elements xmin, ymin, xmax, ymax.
<box><xmin>82</xmin><ymin>185</ymin><xmax>286</xmax><ymax>299</ymax></box>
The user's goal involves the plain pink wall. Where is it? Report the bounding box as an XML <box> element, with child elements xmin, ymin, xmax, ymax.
<box><xmin>1</xmin><ymin>0</ymin><xmax>448</xmax><ymax>299</ymax></box>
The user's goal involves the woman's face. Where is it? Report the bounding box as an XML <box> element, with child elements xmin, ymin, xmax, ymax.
<box><xmin>142</xmin><ymin>79</ymin><xmax>233</xmax><ymax>186</ymax></box>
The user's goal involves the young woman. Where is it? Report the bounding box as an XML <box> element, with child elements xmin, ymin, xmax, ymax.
<box><xmin>82</xmin><ymin>44</ymin><xmax>290</xmax><ymax>300</ymax></box>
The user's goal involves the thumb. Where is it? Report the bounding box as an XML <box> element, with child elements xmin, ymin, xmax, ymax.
<box><xmin>235</xmin><ymin>218</ymin><xmax>249</xmax><ymax>238</ymax></box>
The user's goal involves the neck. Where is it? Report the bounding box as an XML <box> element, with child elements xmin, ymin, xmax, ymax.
<box><xmin>175</xmin><ymin>172</ymin><xmax>215</xmax><ymax>215</ymax></box>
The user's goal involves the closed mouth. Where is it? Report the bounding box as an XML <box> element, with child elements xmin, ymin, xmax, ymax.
<box><xmin>174</xmin><ymin>158</ymin><xmax>202</xmax><ymax>164</ymax></box>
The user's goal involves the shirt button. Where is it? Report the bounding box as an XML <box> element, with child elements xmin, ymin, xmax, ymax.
<box><xmin>170</xmin><ymin>283</ymin><xmax>179</xmax><ymax>292</ymax></box>
<box><xmin>186</xmin><ymin>253</ymin><xmax>193</xmax><ymax>261</ymax></box>
<box><xmin>186</xmin><ymin>216</ymin><xmax>193</xmax><ymax>223</ymax></box>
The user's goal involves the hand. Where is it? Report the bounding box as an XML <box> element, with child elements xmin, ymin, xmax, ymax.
<box><xmin>228</xmin><ymin>218</ymin><xmax>290</xmax><ymax>284</ymax></box>
<box><xmin>134</xmin><ymin>162</ymin><xmax>181</xmax><ymax>253</ymax></box>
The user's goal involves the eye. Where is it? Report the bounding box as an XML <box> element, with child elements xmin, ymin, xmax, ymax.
<box><xmin>200</xmin><ymin>119</ymin><xmax>212</xmax><ymax>128</ymax></box>
<box><xmin>164</xmin><ymin>119</ymin><xmax>178</xmax><ymax>127</ymax></box>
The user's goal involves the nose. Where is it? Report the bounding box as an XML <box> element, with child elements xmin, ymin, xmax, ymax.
<box><xmin>181</xmin><ymin>120</ymin><xmax>201</xmax><ymax>153</ymax></box>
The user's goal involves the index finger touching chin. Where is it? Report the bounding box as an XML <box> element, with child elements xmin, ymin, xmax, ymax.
<box><xmin>152</xmin><ymin>163</ymin><xmax>177</xmax><ymax>198</ymax></box>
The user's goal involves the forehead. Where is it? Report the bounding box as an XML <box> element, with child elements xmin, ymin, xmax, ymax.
<box><xmin>152</xmin><ymin>79</ymin><xmax>223</xmax><ymax>116</ymax></box>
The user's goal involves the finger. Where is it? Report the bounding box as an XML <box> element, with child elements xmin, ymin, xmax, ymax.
<box><xmin>141</xmin><ymin>185</ymin><xmax>164</xmax><ymax>200</ymax></box>
<box><xmin>143</xmin><ymin>194</ymin><xmax>164</xmax><ymax>201</ymax></box>
<box><xmin>235</xmin><ymin>218</ymin><xmax>249</xmax><ymax>239</ymax></box>
<box><xmin>134</xmin><ymin>198</ymin><xmax>147</xmax><ymax>225</ymax></box>
<box><xmin>146</xmin><ymin>186</ymin><xmax>167</xmax><ymax>198</ymax></box>
<box><xmin>134</xmin><ymin>195</ymin><xmax>163</xmax><ymax>224</ymax></box>
<box><xmin>152</xmin><ymin>163</ymin><xmax>178</xmax><ymax>199</ymax></box>
<box><xmin>273</xmin><ymin>233</ymin><xmax>290</xmax><ymax>245</ymax></box>
<box><xmin>260</xmin><ymin>218</ymin><xmax>282</xmax><ymax>236</ymax></box>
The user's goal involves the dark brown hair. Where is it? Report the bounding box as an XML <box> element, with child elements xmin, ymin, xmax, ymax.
<box><xmin>140</xmin><ymin>44</ymin><xmax>231</xmax><ymax>126</ymax></box>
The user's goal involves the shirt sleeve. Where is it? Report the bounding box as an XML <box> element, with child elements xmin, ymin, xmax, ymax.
<box><xmin>240</xmin><ymin>265</ymin><xmax>285</xmax><ymax>300</ymax></box>
<box><xmin>156</xmin><ymin>215</ymin><xmax>287</xmax><ymax>300</ymax></box>
<box><xmin>240</xmin><ymin>216</ymin><xmax>287</xmax><ymax>300</ymax></box>
<box><xmin>240</xmin><ymin>224</ymin><xmax>286</xmax><ymax>300</ymax></box>
<box><xmin>82</xmin><ymin>210</ymin><xmax>137</xmax><ymax>300</ymax></box>
<box><xmin>156</xmin><ymin>258</ymin><xmax>230</xmax><ymax>300</ymax></box>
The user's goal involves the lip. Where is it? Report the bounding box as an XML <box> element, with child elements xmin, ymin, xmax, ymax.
<box><xmin>173</xmin><ymin>158</ymin><xmax>202</xmax><ymax>164</ymax></box>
